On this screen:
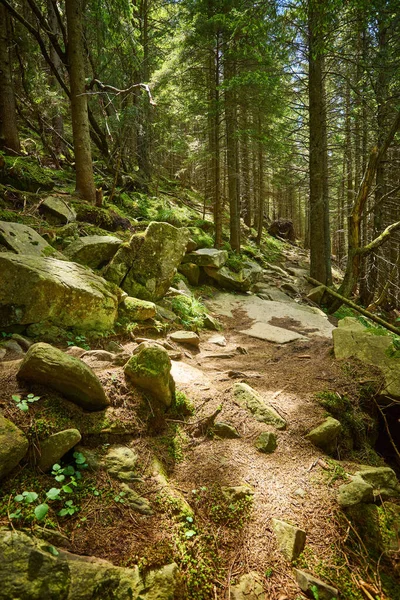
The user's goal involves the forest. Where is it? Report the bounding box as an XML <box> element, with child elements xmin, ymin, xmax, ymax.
<box><xmin>0</xmin><ymin>1</ymin><xmax>400</xmax><ymax>600</ymax></box>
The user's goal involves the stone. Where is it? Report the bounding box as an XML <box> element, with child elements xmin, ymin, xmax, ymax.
<box><xmin>307</xmin><ymin>285</ymin><xmax>326</xmax><ymax>304</ymax></box>
<box><xmin>337</xmin><ymin>476</ymin><xmax>374</xmax><ymax>507</ymax></box>
<box><xmin>355</xmin><ymin>466</ymin><xmax>400</xmax><ymax>500</ymax></box>
<box><xmin>119</xmin><ymin>483</ymin><xmax>153</xmax><ymax>514</ymax></box>
<box><xmin>65</xmin><ymin>346</ymin><xmax>86</xmax><ymax>358</ymax></box>
<box><xmin>222</xmin><ymin>486</ymin><xmax>254</xmax><ymax>501</ymax></box>
<box><xmin>305</xmin><ymin>417</ymin><xmax>342</xmax><ymax>453</ymax></box>
<box><xmin>205</xmin><ymin>260</ymin><xmax>263</xmax><ymax>293</ymax></box>
<box><xmin>169</xmin><ymin>330</ymin><xmax>200</xmax><ymax>347</ymax></box>
<box><xmin>11</xmin><ymin>333</ymin><xmax>33</xmax><ymax>350</ymax></box>
<box><xmin>119</xmin><ymin>296</ymin><xmax>156</xmax><ymax>322</ymax></box>
<box><xmin>0</xmin><ymin>348</ymin><xmax>6</xmax><ymax>360</ymax></box>
<box><xmin>0</xmin><ymin>254</ymin><xmax>120</xmax><ymax>331</ymax></box>
<box><xmin>155</xmin><ymin>304</ymin><xmax>178</xmax><ymax>321</ymax></box>
<box><xmin>178</xmin><ymin>262</ymin><xmax>200</xmax><ymax>285</ymax></box>
<box><xmin>18</xmin><ymin>343</ymin><xmax>109</xmax><ymax>411</ymax></box>
<box><xmin>39</xmin><ymin>196</ymin><xmax>76</xmax><ymax>225</ymax></box>
<box><xmin>103</xmin><ymin>221</ymin><xmax>189</xmax><ymax>301</ymax></box>
<box><xmin>255</xmin><ymin>432</ymin><xmax>277</xmax><ymax>453</ymax></box>
<box><xmin>124</xmin><ymin>342</ymin><xmax>175</xmax><ymax>406</ymax></box>
<box><xmin>233</xmin><ymin>383</ymin><xmax>286</xmax><ymax>429</ymax></box>
<box><xmin>280</xmin><ymin>282</ymin><xmax>299</xmax><ymax>296</ymax></box>
<box><xmin>241</xmin><ymin>322</ymin><xmax>305</xmax><ymax>343</ymax></box>
<box><xmin>80</xmin><ymin>350</ymin><xmax>115</xmax><ymax>363</ymax></box>
<box><xmin>104</xmin><ymin>446</ymin><xmax>139</xmax><ymax>482</ymax></box>
<box><xmin>203</xmin><ymin>313</ymin><xmax>220</xmax><ymax>330</ymax></box>
<box><xmin>333</xmin><ymin>317</ymin><xmax>400</xmax><ymax>399</ymax></box>
<box><xmin>294</xmin><ymin>569</ymin><xmax>338</xmax><ymax>600</ymax></box>
<box><xmin>182</xmin><ymin>248</ymin><xmax>228</xmax><ymax>268</ymax></box>
<box><xmin>208</xmin><ymin>334</ymin><xmax>226</xmax><ymax>346</ymax></box>
<box><xmin>271</xmin><ymin>518</ymin><xmax>306</xmax><ymax>562</ymax></box>
<box><xmin>0</xmin><ymin>529</ymin><xmax>181</xmax><ymax>599</ymax></box>
<box><xmin>0</xmin><ymin>339</ymin><xmax>24</xmax><ymax>355</ymax></box>
<box><xmin>37</xmin><ymin>429</ymin><xmax>82</xmax><ymax>471</ymax></box>
<box><xmin>213</xmin><ymin>422</ymin><xmax>241</xmax><ymax>439</ymax></box>
<box><xmin>346</xmin><ymin>502</ymin><xmax>400</xmax><ymax>555</ymax></box>
<box><xmin>230</xmin><ymin>572</ymin><xmax>266</xmax><ymax>600</ymax></box>
<box><xmin>176</xmin><ymin>279</ymin><xmax>192</xmax><ymax>295</ymax></box>
<box><xmin>0</xmin><ymin>221</ymin><xmax>61</xmax><ymax>257</ymax></box>
<box><xmin>0</xmin><ymin>415</ymin><xmax>29</xmax><ymax>479</ymax></box>
<box><xmin>64</xmin><ymin>235</ymin><xmax>122</xmax><ymax>269</ymax></box>
<box><xmin>151</xmin><ymin>457</ymin><xmax>194</xmax><ymax>517</ymax></box>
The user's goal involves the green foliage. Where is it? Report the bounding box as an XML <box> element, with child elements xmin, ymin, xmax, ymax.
<box><xmin>66</xmin><ymin>333</ymin><xmax>90</xmax><ymax>351</ymax></box>
<box><xmin>225</xmin><ymin>252</ymin><xmax>246</xmax><ymax>273</ymax></box>
<box><xmin>260</xmin><ymin>234</ymin><xmax>284</xmax><ymax>263</ymax></box>
<box><xmin>12</xmin><ymin>393</ymin><xmax>41</xmax><ymax>412</ymax></box>
<box><xmin>173</xmin><ymin>390</ymin><xmax>195</xmax><ymax>417</ymax></box>
<box><xmin>170</xmin><ymin>295</ymin><xmax>207</xmax><ymax>330</ymax></box>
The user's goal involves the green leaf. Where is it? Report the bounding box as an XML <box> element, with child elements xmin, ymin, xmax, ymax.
<box><xmin>34</xmin><ymin>503</ymin><xmax>49</xmax><ymax>520</ymax></box>
<box><xmin>186</xmin><ymin>516</ymin><xmax>193</xmax><ymax>523</ymax></box>
<box><xmin>62</xmin><ymin>485</ymin><xmax>73</xmax><ymax>493</ymax></box>
<box><xmin>73</xmin><ymin>452</ymin><xmax>86</xmax><ymax>465</ymax></box>
<box><xmin>65</xmin><ymin>500</ymin><xmax>73</xmax><ymax>507</ymax></box>
<box><xmin>23</xmin><ymin>491</ymin><xmax>38</xmax><ymax>503</ymax></box>
<box><xmin>12</xmin><ymin>395</ymin><xmax>21</xmax><ymax>402</ymax></box>
<box><xmin>46</xmin><ymin>487</ymin><xmax>61</xmax><ymax>500</ymax></box>
<box><xmin>58</xmin><ymin>508</ymin><xmax>69</xmax><ymax>516</ymax></box>
<box><xmin>19</xmin><ymin>402</ymin><xmax>29</xmax><ymax>412</ymax></box>
<box><xmin>14</xmin><ymin>494</ymin><xmax>24</xmax><ymax>502</ymax></box>
<box><xmin>52</xmin><ymin>464</ymin><xmax>62</xmax><ymax>472</ymax></box>
<box><xmin>55</xmin><ymin>475</ymin><xmax>65</xmax><ymax>482</ymax></box>
<box><xmin>184</xmin><ymin>530</ymin><xmax>196</xmax><ymax>538</ymax></box>
<box><xmin>47</xmin><ymin>545</ymin><xmax>59</xmax><ymax>556</ymax></box>
<box><xmin>63</xmin><ymin>466</ymin><xmax>75</xmax><ymax>476</ymax></box>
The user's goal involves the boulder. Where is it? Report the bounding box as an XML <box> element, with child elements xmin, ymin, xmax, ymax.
<box><xmin>213</xmin><ymin>422</ymin><xmax>241</xmax><ymax>439</ymax></box>
<box><xmin>64</xmin><ymin>235</ymin><xmax>122</xmax><ymax>269</ymax></box>
<box><xmin>337</xmin><ymin>476</ymin><xmax>374</xmax><ymax>507</ymax></box>
<box><xmin>230</xmin><ymin>572</ymin><xmax>266</xmax><ymax>600</ymax></box>
<box><xmin>178</xmin><ymin>262</ymin><xmax>200</xmax><ymax>286</ymax></box>
<box><xmin>271</xmin><ymin>518</ymin><xmax>306</xmax><ymax>562</ymax></box>
<box><xmin>182</xmin><ymin>248</ymin><xmax>228</xmax><ymax>268</ymax></box>
<box><xmin>11</xmin><ymin>333</ymin><xmax>33</xmax><ymax>350</ymax></box>
<box><xmin>233</xmin><ymin>383</ymin><xmax>286</xmax><ymax>429</ymax></box>
<box><xmin>37</xmin><ymin>429</ymin><xmax>82</xmax><ymax>471</ymax></box>
<box><xmin>104</xmin><ymin>445</ymin><xmax>138</xmax><ymax>482</ymax></box>
<box><xmin>124</xmin><ymin>342</ymin><xmax>175</xmax><ymax>407</ymax></box>
<box><xmin>118</xmin><ymin>296</ymin><xmax>156</xmax><ymax>322</ymax></box>
<box><xmin>39</xmin><ymin>197</ymin><xmax>76</xmax><ymax>225</ymax></box>
<box><xmin>305</xmin><ymin>417</ymin><xmax>342</xmax><ymax>453</ymax></box>
<box><xmin>0</xmin><ymin>415</ymin><xmax>29</xmax><ymax>479</ymax></box>
<box><xmin>18</xmin><ymin>343</ymin><xmax>109</xmax><ymax>411</ymax></box>
<box><xmin>205</xmin><ymin>260</ymin><xmax>263</xmax><ymax>292</ymax></box>
<box><xmin>0</xmin><ymin>254</ymin><xmax>120</xmax><ymax>331</ymax></box>
<box><xmin>307</xmin><ymin>285</ymin><xmax>325</xmax><ymax>304</ymax></box>
<box><xmin>103</xmin><ymin>221</ymin><xmax>189</xmax><ymax>301</ymax></box>
<box><xmin>333</xmin><ymin>317</ymin><xmax>400</xmax><ymax>399</ymax></box>
<box><xmin>0</xmin><ymin>529</ymin><xmax>181</xmax><ymax>600</ymax></box>
<box><xmin>294</xmin><ymin>569</ymin><xmax>338</xmax><ymax>600</ymax></box>
<box><xmin>0</xmin><ymin>221</ymin><xmax>60</xmax><ymax>257</ymax></box>
<box><xmin>255</xmin><ymin>432</ymin><xmax>277</xmax><ymax>453</ymax></box>
<box><xmin>346</xmin><ymin>502</ymin><xmax>400</xmax><ymax>555</ymax></box>
<box><xmin>0</xmin><ymin>338</ymin><xmax>24</xmax><ymax>355</ymax></box>
<box><xmin>355</xmin><ymin>466</ymin><xmax>400</xmax><ymax>500</ymax></box>
<box><xmin>169</xmin><ymin>330</ymin><xmax>200</xmax><ymax>347</ymax></box>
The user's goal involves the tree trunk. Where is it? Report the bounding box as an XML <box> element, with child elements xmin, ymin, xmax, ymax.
<box><xmin>0</xmin><ymin>4</ymin><xmax>20</xmax><ymax>153</ymax></box>
<box><xmin>47</xmin><ymin>0</ymin><xmax>67</xmax><ymax>159</ymax></box>
<box><xmin>65</xmin><ymin>0</ymin><xmax>96</xmax><ymax>202</ymax></box>
<box><xmin>224</xmin><ymin>53</ymin><xmax>240</xmax><ymax>252</ymax></box>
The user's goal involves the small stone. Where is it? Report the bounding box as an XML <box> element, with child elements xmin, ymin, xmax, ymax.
<box><xmin>65</xmin><ymin>346</ymin><xmax>86</xmax><ymax>358</ymax></box>
<box><xmin>233</xmin><ymin>383</ymin><xmax>286</xmax><ymax>430</ymax></box>
<box><xmin>255</xmin><ymin>432</ymin><xmax>277</xmax><ymax>453</ymax></box>
<box><xmin>213</xmin><ymin>422</ymin><xmax>241</xmax><ymax>439</ymax></box>
<box><xmin>271</xmin><ymin>518</ymin><xmax>306</xmax><ymax>562</ymax></box>
<box><xmin>280</xmin><ymin>282</ymin><xmax>299</xmax><ymax>296</ymax></box>
<box><xmin>38</xmin><ymin>429</ymin><xmax>82</xmax><ymax>471</ymax></box>
<box><xmin>230</xmin><ymin>572</ymin><xmax>267</xmax><ymax>600</ymax></box>
<box><xmin>203</xmin><ymin>313</ymin><xmax>220</xmax><ymax>330</ymax></box>
<box><xmin>81</xmin><ymin>350</ymin><xmax>115</xmax><ymax>362</ymax></box>
<box><xmin>307</xmin><ymin>285</ymin><xmax>325</xmax><ymax>304</ymax></box>
<box><xmin>0</xmin><ymin>348</ymin><xmax>6</xmax><ymax>360</ymax></box>
<box><xmin>0</xmin><ymin>339</ymin><xmax>24</xmax><ymax>355</ymax></box>
<box><xmin>11</xmin><ymin>334</ymin><xmax>33</xmax><ymax>350</ymax></box>
<box><xmin>156</xmin><ymin>304</ymin><xmax>178</xmax><ymax>321</ymax></box>
<box><xmin>293</xmin><ymin>488</ymin><xmax>306</xmax><ymax>498</ymax></box>
<box><xmin>294</xmin><ymin>569</ymin><xmax>338</xmax><ymax>600</ymax></box>
<box><xmin>170</xmin><ymin>330</ymin><xmax>200</xmax><ymax>347</ymax></box>
<box><xmin>105</xmin><ymin>341</ymin><xmax>123</xmax><ymax>353</ymax></box>
<box><xmin>222</xmin><ymin>486</ymin><xmax>254</xmax><ymax>501</ymax></box>
<box><xmin>208</xmin><ymin>334</ymin><xmax>226</xmax><ymax>347</ymax></box>
<box><xmin>0</xmin><ymin>414</ymin><xmax>29</xmax><ymax>479</ymax></box>
<box><xmin>39</xmin><ymin>196</ymin><xmax>76</xmax><ymax>225</ymax></box>
<box><xmin>305</xmin><ymin>417</ymin><xmax>341</xmax><ymax>453</ymax></box>
<box><xmin>337</xmin><ymin>476</ymin><xmax>374</xmax><ymax>507</ymax></box>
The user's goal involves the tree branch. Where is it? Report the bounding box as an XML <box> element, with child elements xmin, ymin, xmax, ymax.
<box><xmin>357</xmin><ymin>221</ymin><xmax>400</xmax><ymax>256</ymax></box>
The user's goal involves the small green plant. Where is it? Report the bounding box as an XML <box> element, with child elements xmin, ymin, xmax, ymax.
<box><xmin>174</xmin><ymin>390</ymin><xmax>195</xmax><ymax>416</ymax></box>
<box><xmin>114</xmin><ymin>491</ymin><xmax>126</xmax><ymax>504</ymax></box>
<box><xmin>66</xmin><ymin>334</ymin><xmax>90</xmax><ymax>350</ymax></box>
<box><xmin>58</xmin><ymin>499</ymin><xmax>79</xmax><ymax>517</ymax></box>
<box><xmin>12</xmin><ymin>393</ymin><xmax>41</xmax><ymax>412</ymax></box>
<box><xmin>265</xmin><ymin>567</ymin><xmax>273</xmax><ymax>578</ymax></box>
<box><xmin>10</xmin><ymin>491</ymin><xmax>49</xmax><ymax>521</ymax></box>
<box><xmin>170</xmin><ymin>295</ymin><xmax>207</xmax><ymax>330</ymax></box>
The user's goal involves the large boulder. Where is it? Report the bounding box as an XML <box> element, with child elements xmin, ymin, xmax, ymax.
<box><xmin>333</xmin><ymin>317</ymin><xmax>400</xmax><ymax>399</ymax></box>
<box><xmin>124</xmin><ymin>342</ymin><xmax>175</xmax><ymax>407</ymax></box>
<box><xmin>233</xmin><ymin>383</ymin><xmax>286</xmax><ymax>429</ymax></box>
<box><xmin>0</xmin><ymin>414</ymin><xmax>29</xmax><ymax>479</ymax></box>
<box><xmin>64</xmin><ymin>235</ymin><xmax>122</xmax><ymax>269</ymax></box>
<box><xmin>0</xmin><ymin>221</ymin><xmax>60</xmax><ymax>257</ymax></box>
<box><xmin>0</xmin><ymin>529</ymin><xmax>181</xmax><ymax>600</ymax></box>
<box><xmin>205</xmin><ymin>260</ymin><xmax>263</xmax><ymax>292</ymax></box>
<box><xmin>0</xmin><ymin>254</ymin><xmax>120</xmax><ymax>331</ymax></box>
<box><xmin>103</xmin><ymin>222</ymin><xmax>189</xmax><ymax>301</ymax></box>
<box><xmin>337</xmin><ymin>476</ymin><xmax>374</xmax><ymax>508</ymax></box>
<box><xmin>355</xmin><ymin>466</ymin><xmax>400</xmax><ymax>500</ymax></box>
<box><xmin>18</xmin><ymin>343</ymin><xmax>109</xmax><ymax>411</ymax></box>
<box><xmin>39</xmin><ymin>197</ymin><xmax>76</xmax><ymax>225</ymax></box>
<box><xmin>182</xmin><ymin>248</ymin><xmax>228</xmax><ymax>268</ymax></box>
<box><xmin>37</xmin><ymin>429</ymin><xmax>82</xmax><ymax>471</ymax></box>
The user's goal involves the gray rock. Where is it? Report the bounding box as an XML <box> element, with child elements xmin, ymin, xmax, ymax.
<box><xmin>182</xmin><ymin>248</ymin><xmax>228</xmax><ymax>268</ymax></box>
<box><xmin>11</xmin><ymin>333</ymin><xmax>33</xmax><ymax>350</ymax></box>
<box><xmin>307</xmin><ymin>285</ymin><xmax>326</xmax><ymax>304</ymax></box>
<box><xmin>169</xmin><ymin>330</ymin><xmax>200</xmax><ymax>347</ymax></box>
<box><xmin>104</xmin><ymin>446</ymin><xmax>138</xmax><ymax>482</ymax></box>
<box><xmin>0</xmin><ymin>339</ymin><xmax>24</xmax><ymax>355</ymax></box>
<box><xmin>208</xmin><ymin>334</ymin><xmax>226</xmax><ymax>346</ymax></box>
<box><xmin>355</xmin><ymin>466</ymin><xmax>400</xmax><ymax>500</ymax></box>
<box><xmin>255</xmin><ymin>432</ymin><xmax>277</xmax><ymax>453</ymax></box>
<box><xmin>178</xmin><ymin>262</ymin><xmax>200</xmax><ymax>285</ymax></box>
<box><xmin>119</xmin><ymin>296</ymin><xmax>157</xmax><ymax>322</ymax></box>
<box><xmin>18</xmin><ymin>343</ymin><xmax>109</xmax><ymax>411</ymax></box>
<box><xmin>230</xmin><ymin>571</ymin><xmax>266</xmax><ymax>600</ymax></box>
<box><xmin>124</xmin><ymin>342</ymin><xmax>175</xmax><ymax>407</ymax></box>
<box><xmin>233</xmin><ymin>383</ymin><xmax>286</xmax><ymax>429</ymax></box>
<box><xmin>0</xmin><ymin>348</ymin><xmax>6</xmax><ymax>360</ymax></box>
<box><xmin>80</xmin><ymin>350</ymin><xmax>115</xmax><ymax>363</ymax></box>
<box><xmin>305</xmin><ymin>417</ymin><xmax>342</xmax><ymax>453</ymax></box>
<box><xmin>65</xmin><ymin>346</ymin><xmax>86</xmax><ymax>358</ymax></box>
<box><xmin>65</xmin><ymin>235</ymin><xmax>122</xmax><ymax>269</ymax></box>
<box><xmin>0</xmin><ymin>415</ymin><xmax>29</xmax><ymax>479</ymax></box>
<box><xmin>203</xmin><ymin>313</ymin><xmax>220</xmax><ymax>330</ymax></box>
<box><xmin>38</xmin><ymin>429</ymin><xmax>82</xmax><ymax>471</ymax></box>
<box><xmin>337</xmin><ymin>476</ymin><xmax>374</xmax><ymax>507</ymax></box>
<box><xmin>119</xmin><ymin>483</ymin><xmax>153</xmax><ymax>514</ymax></box>
<box><xmin>39</xmin><ymin>196</ymin><xmax>76</xmax><ymax>225</ymax></box>
<box><xmin>280</xmin><ymin>282</ymin><xmax>300</xmax><ymax>296</ymax></box>
<box><xmin>271</xmin><ymin>518</ymin><xmax>306</xmax><ymax>562</ymax></box>
<box><xmin>155</xmin><ymin>304</ymin><xmax>178</xmax><ymax>321</ymax></box>
<box><xmin>294</xmin><ymin>569</ymin><xmax>338</xmax><ymax>600</ymax></box>
<box><xmin>213</xmin><ymin>422</ymin><xmax>241</xmax><ymax>439</ymax></box>
<box><xmin>0</xmin><ymin>221</ymin><xmax>61</xmax><ymax>257</ymax></box>
<box><xmin>205</xmin><ymin>260</ymin><xmax>263</xmax><ymax>293</ymax></box>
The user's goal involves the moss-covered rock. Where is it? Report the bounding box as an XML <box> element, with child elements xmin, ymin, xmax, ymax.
<box><xmin>229</xmin><ymin>572</ymin><xmax>266</xmax><ymax>600</ymax></box>
<box><xmin>64</xmin><ymin>235</ymin><xmax>122</xmax><ymax>269</ymax></box>
<box><xmin>178</xmin><ymin>262</ymin><xmax>200</xmax><ymax>286</ymax></box>
<box><xmin>0</xmin><ymin>221</ymin><xmax>61</xmax><ymax>257</ymax></box>
<box><xmin>233</xmin><ymin>383</ymin><xmax>286</xmax><ymax>429</ymax></box>
<box><xmin>124</xmin><ymin>342</ymin><xmax>175</xmax><ymax>407</ymax></box>
<box><xmin>18</xmin><ymin>343</ymin><xmax>109</xmax><ymax>411</ymax></box>
<box><xmin>305</xmin><ymin>417</ymin><xmax>342</xmax><ymax>453</ymax></box>
<box><xmin>118</xmin><ymin>296</ymin><xmax>156</xmax><ymax>322</ymax></box>
<box><xmin>37</xmin><ymin>428</ymin><xmax>82</xmax><ymax>471</ymax></box>
<box><xmin>182</xmin><ymin>248</ymin><xmax>228</xmax><ymax>268</ymax></box>
<box><xmin>0</xmin><ymin>156</ymin><xmax>54</xmax><ymax>192</ymax></box>
<box><xmin>74</xmin><ymin>203</ymin><xmax>132</xmax><ymax>232</ymax></box>
<box><xmin>39</xmin><ymin>197</ymin><xmax>76</xmax><ymax>225</ymax></box>
<box><xmin>337</xmin><ymin>476</ymin><xmax>374</xmax><ymax>507</ymax></box>
<box><xmin>255</xmin><ymin>432</ymin><xmax>277</xmax><ymax>453</ymax></box>
<box><xmin>0</xmin><ymin>414</ymin><xmax>29</xmax><ymax>479</ymax></box>
<box><xmin>205</xmin><ymin>260</ymin><xmax>263</xmax><ymax>292</ymax></box>
<box><xmin>0</xmin><ymin>254</ymin><xmax>120</xmax><ymax>331</ymax></box>
<box><xmin>271</xmin><ymin>518</ymin><xmax>306</xmax><ymax>562</ymax></box>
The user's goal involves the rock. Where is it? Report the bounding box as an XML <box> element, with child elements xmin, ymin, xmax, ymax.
<box><xmin>11</xmin><ymin>333</ymin><xmax>33</xmax><ymax>350</ymax></box>
<box><xmin>0</xmin><ymin>415</ymin><xmax>29</xmax><ymax>479</ymax></box>
<box><xmin>213</xmin><ymin>422</ymin><xmax>241</xmax><ymax>439</ymax></box>
<box><xmin>0</xmin><ymin>348</ymin><xmax>6</xmax><ymax>360</ymax></box>
<box><xmin>0</xmin><ymin>221</ymin><xmax>61</xmax><ymax>257</ymax></box>
<box><xmin>337</xmin><ymin>476</ymin><xmax>374</xmax><ymax>507</ymax></box>
<box><xmin>233</xmin><ymin>383</ymin><xmax>287</xmax><ymax>429</ymax></box>
<box><xmin>176</xmin><ymin>279</ymin><xmax>192</xmax><ymax>295</ymax></box>
<box><xmin>254</xmin><ymin>285</ymin><xmax>292</xmax><ymax>302</ymax></box>
<box><xmin>208</xmin><ymin>334</ymin><xmax>226</xmax><ymax>346</ymax></box>
<box><xmin>294</xmin><ymin>569</ymin><xmax>338</xmax><ymax>600</ymax></box>
<box><xmin>37</xmin><ymin>429</ymin><xmax>82</xmax><ymax>471</ymax></box>
<box><xmin>305</xmin><ymin>417</ymin><xmax>342</xmax><ymax>453</ymax></box>
<box><xmin>307</xmin><ymin>285</ymin><xmax>326</xmax><ymax>304</ymax></box>
<box><xmin>230</xmin><ymin>571</ymin><xmax>267</xmax><ymax>600</ymax></box>
<box><xmin>222</xmin><ymin>486</ymin><xmax>254</xmax><ymax>502</ymax></box>
<box><xmin>18</xmin><ymin>343</ymin><xmax>109</xmax><ymax>411</ymax></box>
<box><xmin>156</xmin><ymin>304</ymin><xmax>178</xmax><ymax>321</ymax></box>
<box><xmin>280</xmin><ymin>282</ymin><xmax>300</xmax><ymax>296</ymax></box>
<box><xmin>0</xmin><ymin>529</ymin><xmax>181</xmax><ymax>599</ymax></box>
<box><xmin>346</xmin><ymin>502</ymin><xmax>400</xmax><ymax>555</ymax></box>
<box><xmin>203</xmin><ymin>313</ymin><xmax>220</xmax><ymax>330</ymax></box>
<box><xmin>64</xmin><ymin>235</ymin><xmax>122</xmax><ymax>269</ymax></box>
<box><xmin>119</xmin><ymin>483</ymin><xmax>153</xmax><ymax>514</ymax></box>
<box><xmin>0</xmin><ymin>339</ymin><xmax>24</xmax><ymax>355</ymax></box>
<box><xmin>355</xmin><ymin>466</ymin><xmax>400</xmax><ymax>500</ymax></box>
<box><xmin>0</xmin><ymin>254</ymin><xmax>120</xmax><ymax>331</ymax></box>
<box><xmin>169</xmin><ymin>330</ymin><xmax>200</xmax><ymax>347</ymax></box>
<box><xmin>39</xmin><ymin>196</ymin><xmax>76</xmax><ymax>225</ymax></box>
<box><xmin>119</xmin><ymin>296</ymin><xmax>156</xmax><ymax>322</ymax></box>
<box><xmin>182</xmin><ymin>248</ymin><xmax>228</xmax><ymax>268</ymax></box>
<box><xmin>65</xmin><ymin>346</ymin><xmax>86</xmax><ymax>358</ymax></box>
<box><xmin>104</xmin><ymin>445</ymin><xmax>138</xmax><ymax>482</ymax></box>
<box><xmin>205</xmin><ymin>260</ymin><xmax>263</xmax><ymax>293</ymax></box>
<box><xmin>178</xmin><ymin>262</ymin><xmax>200</xmax><ymax>285</ymax></box>
<box><xmin>255</xmin><ymin>432</ymin><xmax>277</xmax><ymax>453</ymax></box>
<box><xmin>151</xmin><ymin>457</ymin><xmax>194</xmax><ymax>517</ymax></box>
<box><xmin>105</xmin><ymin>340</ymin><xmax>124</xmax><ymax>353</ymax></box>
<box><xmin>271</xmin><ymin>518</ymin><xmax>306</xmax><ymax>562</ymax></box>
<box><xmin>104</xmin><ymin>221</ymin><xmax>189</xmax><ymax>301</ymax></box>
<box><xmin>124</xmin><ymin>342</ymin><xmax>175</xmax><ymax>407</ymax></box>
<box><xmin>80</xmin><ymin>350</ymin><xmax>115</xmax><ymax>363</ymax></box>
<box><xmin>333</xmin><ymin>317</ymin><xmax>400</xmax><ymax>399</ymax></box>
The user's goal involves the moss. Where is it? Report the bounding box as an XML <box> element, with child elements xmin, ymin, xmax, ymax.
<box><xmin>1</xmin><ymin>155</ymin><xmax>54</xmax><ymax>192</ymax></box>
<box><xmin>169</xmin><ymin>295</ymin><xmax>207</xmax><ymax>330</ymax></box>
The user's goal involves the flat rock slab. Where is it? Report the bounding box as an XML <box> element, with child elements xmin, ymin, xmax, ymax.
<box><xmin>170</xmin><ymin>330</ymin><xmax>200</xmax><ymax>347</ymax></box>
<box><xmin>233</xmin><ymin>382</ymin><xmax>287</xmax><ymax>429</ymax></box>
<box><xmin>39</xmin><ymin>196</ymin><xmax>76</xmax><ymax>224</ymax></box>
<box><xmin>241</xmin><ymin>322</ymin><xmax>305</xmax><ymax>343</ymax></box>
<box><xmin>0</xmin><ymin>221</ymin><xmax>61</xmax><ymax>257</ymax></box>
<box><xmin>182</xmin><ymin>248</ymin><xmax>228</xmax><ymax>268</ymax></box>
<box><xmin>65</xmin><ymin>235</ymin><xmax>122</xmax><ymax>269</ymax></box>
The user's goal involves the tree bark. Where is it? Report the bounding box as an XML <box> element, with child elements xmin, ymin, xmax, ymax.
<box><xmin>0</xmin><ymin>4</ymin><xmax>20</xmax><ymax>153</ymax></box>
<box><xmin>224</xmin><ymin>53</ymin><xmax>240</xmax><ymax>251</ymax></box>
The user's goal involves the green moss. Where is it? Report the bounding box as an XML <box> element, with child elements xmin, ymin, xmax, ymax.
<box><xmin>1</xmin><ymin>155</ymin><xmax>54</xmax><ymax>192</ymax></box>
